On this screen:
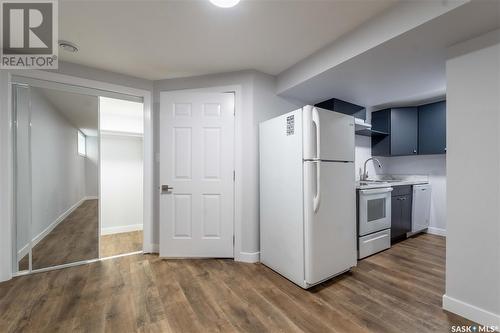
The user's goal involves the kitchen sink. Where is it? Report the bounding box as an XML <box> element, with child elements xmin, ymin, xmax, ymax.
<box><xmin>363</xmin><ymin>179</ymin><xmax>405</xmax><ymax>183</ymax></box>
<box><xmin>358</xmin><ymin>180</ymin><xmax>389</xmax><ymax>186</ymax></box>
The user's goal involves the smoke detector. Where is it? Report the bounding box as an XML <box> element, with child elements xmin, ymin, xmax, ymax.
<box><xmin>58</xmin><ymin>40</ymin><xmax>79</xmax><ymax>53</ymax></box>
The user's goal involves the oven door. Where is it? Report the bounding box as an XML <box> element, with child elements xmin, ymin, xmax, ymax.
<box><xmin>359</xmin><ymin>187</ymin><xmax>393</xmax><ymax>236</ymax></box>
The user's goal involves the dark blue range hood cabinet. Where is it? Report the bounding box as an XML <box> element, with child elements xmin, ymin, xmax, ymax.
<box><xmin>314</xmin><ymin>98</ymin><xmax>375</xmax><ymax>136</ymax></box>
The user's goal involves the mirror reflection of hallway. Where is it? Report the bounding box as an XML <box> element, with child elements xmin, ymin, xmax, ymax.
<box><xmin>16</xmin><ymin>86</ymin><xmax>99</xmax><ymax>271</ymax></box>
<box><xmin>99</xmin><ymin>97</ymin><xmax>144</xmax><ymax>257</ymax></box>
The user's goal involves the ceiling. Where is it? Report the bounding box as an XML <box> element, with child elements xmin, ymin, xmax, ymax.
<box><xmin>58</xmin><ymin>0</ymin><xmax>398</xmax><ymax>80</ymax></box>
<box><xmin>279</xmin><ymin>0</ymin><xmax>500</xmax><ymax>109</ymax></box>
<box><xmin>37</xmin><ymin>87</ymin><xmax>99</xmax><ymax>136</ymax></box>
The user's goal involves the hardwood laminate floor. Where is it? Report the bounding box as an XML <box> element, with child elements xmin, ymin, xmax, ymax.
<box><xmin>2</xmin><ymin>234</ymin><xmax>475</xmax><ymax>333</ymax></box>
<box><xmin>101</xmin><ymin>230</ymin><xmax>143</xmax><ymax>258</ymax></box>
<box><xmin>18</xmin><ymin>199</ymin><xmax>98</xmax><ymax>271</ymax></box>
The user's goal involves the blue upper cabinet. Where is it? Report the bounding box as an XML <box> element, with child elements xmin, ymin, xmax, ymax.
<box><xmin>371</xmin><ymin>101</ymin><xmax>446</xmax><ymax>157</ymax></box>
<box><xmin>418</xmin><ymin>101</ymin><xmax>446</xmax><ymax>155</ymax></box>
<box><xmin>371</xmin><ymin>107</ymin><xmax>418</xmax><ymax>156</ymax></box>
<box><xmin>391</xmin><ymin>107</ymin><xmax>418</xmax><ymax>156</ymax></box>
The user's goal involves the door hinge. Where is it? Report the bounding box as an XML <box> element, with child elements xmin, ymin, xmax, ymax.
<box><xmin>233</xmin><ymin>235</ymin><xmax>235</xmax><ymax>245</ymax></box>
<box><xmin>233</xmin><ymin>170</ymin><xmax>235</xmax><ymax>181</ymax></box>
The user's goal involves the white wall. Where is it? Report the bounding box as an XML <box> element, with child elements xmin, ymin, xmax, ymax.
<box><xmin>252</xmin><ymin>72</ymin><xmax>302</xmax><ymax>254</ymax></box>
<box><xmin>85</xmin><ymin>136</ymin><xmax>99</xmax><ymax>198</ymax></box>
<box><xmin>354</xmin><ymin>108</ymin><xmax>382</xmax><ymax>181</ymax></box>
<box><xmin>443</xmin><ymin>30</ymin><xmax>500</xmax><ymax>327</ymax></box>
<box><xmin>355</xmin><ymin>135</ymin><xmax>380</xmax><ymax>180</ymax></box>
<box><xmin>30</xmin><ymin>89</ymin><xmax>88</xmax><ymax>240</ymax></box>
<box><xmin>154</xmin><ymin>70</ymin><xmax>300</xmax><ymax>260</ymax></box>
<box><xmin>100</xmin><ymin>134</ymin><xmax>143</xmax><ymax>234</ymax></box>
<box><xmin>49</xmin><ymin>61</ymin><xmax>154</xmax><ymax>92</ymax></box>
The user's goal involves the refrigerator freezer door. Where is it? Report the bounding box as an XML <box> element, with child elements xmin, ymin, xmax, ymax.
<box><xmin>303</xmin><ymin>106</ymin><xmax>355</xmax><ymax>162</ymax></box>
<box><xmin>303</xmin><ymin>161</ymin><xmax>356</xmax><ymax>286</ymax></box>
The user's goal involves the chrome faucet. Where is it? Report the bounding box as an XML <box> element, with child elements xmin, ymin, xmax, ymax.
<box><xmin>362</xmin><ymin>157</ymin><xmax>382</xmax><ymax>181</ymax></box>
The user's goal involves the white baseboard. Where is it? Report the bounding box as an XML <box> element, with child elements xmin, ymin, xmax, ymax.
<box><xmin>17</xmin><ymin>197</ymin><xmax>94</xmax><ymax>259</ymax></box>
<box><xmin>101</xmin><ymin>224</ymin><xmax>143</xmax><ymax>235</ymax></box>
<box><xmin>33</xmin><ymin>197</ymin><xmax>86</xmax><ymax>246</ymax></box>
<box><xmin>426</xmin><ymin>227</ymin><xmax>447</xmax><ymax>236</ymax></box>
<box><xmin>17</xmin><ymin>243</ymin><xmax>30</xmax><ymax>260</ymax></box>
<box><xmin>143</xmin><ymin>243</ymin><xmax>159</xmax><ymax>254</ymax></box>
<box><xmin>236</xmin><ymin>251</ymin><xmax>260</xmax><ymax>263</ymax></box>
<box><xmin>443</xmin><ymin>294</ymin><xmax>500</xmax><ymax>327</ymax></box>
<box><xmin>143</xmin><ymin>246</ymin><xmax>259</xmax><ymax>262</ymax></box>
<box><xmin>85</xmin><ymin>196</ymin><xmax>98</xmax><ymax>200</ymax></box>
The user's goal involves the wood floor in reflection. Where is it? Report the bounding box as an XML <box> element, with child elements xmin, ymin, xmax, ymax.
<box><xmin>19</xmin><ymin>200</ymin><xmax>143</xmax><ymax>271</ymax></box>
<box><xmin>19</xmin><ymin>199</ymin><xmax>98</xmax><ymax>271</ymax></box>
<box><xmin>3</xmin><ymin>234</ymin><xmax>475</xmax><ymax>333</ymax></box>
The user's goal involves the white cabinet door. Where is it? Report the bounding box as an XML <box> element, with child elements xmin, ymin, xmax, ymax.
<box><xmin>159</xmin><ymin>91</ymin><xmax>234</xmax><ymax>258</ymax></box>
<box><xmin>412</xmin><ymin>184</ymin><xmax>432</xmax><ymax>232</ymax></box>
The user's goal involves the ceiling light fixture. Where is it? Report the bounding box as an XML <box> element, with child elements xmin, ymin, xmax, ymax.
<box><xmin>58</xmin><ymin>40</ymin><xmax>79</xmax><ymax>53</ymax></box>
<box><xmin>209</xmin><ymin>0</ymin><xmax>240</xmax><ymax>8</ymax></box>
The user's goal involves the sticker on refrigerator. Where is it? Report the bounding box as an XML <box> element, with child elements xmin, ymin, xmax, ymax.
<box><xmin>286</xmin><ymin>115</ymin><xmax>295</xmax><ymax>136</ymax></box>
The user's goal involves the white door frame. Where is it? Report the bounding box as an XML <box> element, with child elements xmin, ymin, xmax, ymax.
<box><xmin>160</xmin><ymin>85</ymin><xmax>244</xmax><ymax>261</ymax></box>
<box><xmin>3</xmin><ymin>69</ymin><xmax>153</xmax><ymax>278</ymax></box>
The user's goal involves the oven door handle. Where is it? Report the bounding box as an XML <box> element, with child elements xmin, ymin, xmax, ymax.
<box><xmin>359</xmin><ymin>187</ymin><xmax>393</xmax><ymax>195</ymax></box>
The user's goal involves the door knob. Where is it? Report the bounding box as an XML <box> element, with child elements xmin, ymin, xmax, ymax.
<box><xmin>161</xmin><ymin>185</ymin><xmax>174</xmax><ymax>193</ymax></box>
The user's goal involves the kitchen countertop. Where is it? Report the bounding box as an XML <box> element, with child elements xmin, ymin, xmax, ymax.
<box><xmin>356</xmin><ymin>175</ymin><xmax>429</xmax><ymax>190</ymax></box>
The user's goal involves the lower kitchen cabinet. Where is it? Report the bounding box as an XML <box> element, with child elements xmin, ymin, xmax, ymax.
<box><xmin>391</xmin><ymin>186</ymin><xmax>412</xmax><ymax>243</ymax></box>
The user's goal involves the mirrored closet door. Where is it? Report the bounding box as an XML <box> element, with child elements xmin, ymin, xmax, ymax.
<box><xmin>13</xmin><ymin>83</ymin><xmax>99</xmax><ymax>272</ymax></box>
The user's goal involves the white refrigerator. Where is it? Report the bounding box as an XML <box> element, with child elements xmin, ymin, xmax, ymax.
<box><xmin>259</xmin><ymin>105</ymin><xmax>356</xmax><ymax>289</ymax></box>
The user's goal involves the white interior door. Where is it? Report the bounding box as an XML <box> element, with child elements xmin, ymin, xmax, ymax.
<box><xmin>159</xmin><ymin>91</ymin><xmax>234</xmax><ymax>258</ymax></box>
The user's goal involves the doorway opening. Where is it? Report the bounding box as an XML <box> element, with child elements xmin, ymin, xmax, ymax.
<box><xmin>99</xmin><ymin>97</ymin><xmax>144</xmax><ymax>258</ymax></box>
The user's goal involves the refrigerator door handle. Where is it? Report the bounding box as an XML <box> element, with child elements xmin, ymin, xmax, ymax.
<box><xmin>313</xmin><ymin>160</ymin><xmax>321</xmax><ymax>213</ymax></box>
<box><xmin>312</xmin><ymin>107</ymin><xmax>320</xmax><ymax>159</ymax></box>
